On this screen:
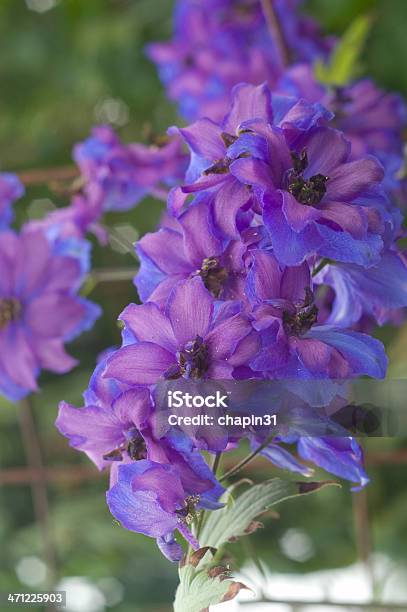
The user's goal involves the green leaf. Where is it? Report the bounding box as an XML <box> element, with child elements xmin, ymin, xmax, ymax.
<box><xmin>314</xmin><ymin>14</ymin><xmax>372</xmax><ymax>86</ymax></box>
<box><xmin>199</xmin><ymin>478</ymin><xmax>339</xmax><ymax>549</ymax></box>
<box><xmin>173</xmin><ymin>547</ymin><xmax>248</xmax><ymax>612</ymax></box>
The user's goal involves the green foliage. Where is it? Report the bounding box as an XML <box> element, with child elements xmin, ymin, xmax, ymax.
<box><xmin>199</xmin><ymin>478</ymin><xmax>339</xmax><ymax>550</ymax></box>
<box><xmin>315</xmin><ymin>13</ymin><xmax>372</xmax><ymax>86</ymax></box>
<box><xmin>174</xmin><ymin>548</ymin><xmax>247</xmax><ymax>612</ymax></box>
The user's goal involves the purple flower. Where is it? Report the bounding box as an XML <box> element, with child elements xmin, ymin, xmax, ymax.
<box><xmin>231</xmin><ymin>121</ymin><xmax>387</xmax><ymax>266</ymax></box>
<box><xmin>279</xmin><ymin>64</ymin><xmax>407</xmax><ymax>199</ymax></box>
<box><xmin>104</xmin><ymin>276</ymin><xmax>259</xmax><ymax>385</ymax></box>
<box><xmin>295</xmin><ymin>436</ymin><xmax>369</xmax><ymax>490</ymax></box>
<box><xmin>0</xmin><ymin>227</ymin><xmax>100</xmax><ymax>401</ymax></box>
<box><xmin>280</xmin><ymin>64</ymin><xmax>406</xmax><ymax>161</ymax></box>
<box><xmin>28</xmin><ymin>186</ymin><xmax>107</xmax><ymax>244</ymax></box>
<box><xmin>315</xmin><ymin>250</ymin><xmax>407</xmax><ymax>327</ymax></box>
<box><xmin>247</xmin><ymin>250</ymin><xmax>387</xmax><ymax>378</ymax></box>
<box><xmin>135</xmin><ymin>196</ymin><xmax>250</xmax><ymax>305</ymax></box>
<box><xmin>169</xmin><ymin>82</ymin><xmax>273</xmax><ymax>237</ymax></box>
<box><xmin>0</xmin><ymin>173</ymin><xmax>24</xmax><ymax>230</ymax></box>
<box><xmin>74</xmin><ymin>125</ymin><xmax>187</xmax><ymax>212</ymax></box>
<box><xmin>147</xmin><ymin>0</ymin><xmax>333</xmax><ymax>122</ymax></box>
<box><xmin>106</xmin><ymin>459</ymin><xmax>221</xmax><ymax>558</ymax></box>
<box><xmin>258</xmin><ymin>434</ymin><xmax>369</xmax><ymax>490</ymax></box>
<box><xmin>57</xmin><ymin>387</ymin><xmax>153</xmax><ymax>476</ymax></box>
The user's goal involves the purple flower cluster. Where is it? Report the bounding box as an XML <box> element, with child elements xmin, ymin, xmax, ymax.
<box><xmin>147</xmin><ymin>0</ymin><xmax>333</xmax><ymax>121</ymax></box>
<box><xmin>57</xmin><ymin>72</ymin><xmax>407</xmax><ymax>560</ymax></box>
<box><xmin>40</xmin><ymin>0</ymin><xmax>407</xmax><ymax>573</ymax></box>
<box><xmin>30</xmin><ymin>125</ymin><xmax>188</xmax><ymax>243</ymax></box>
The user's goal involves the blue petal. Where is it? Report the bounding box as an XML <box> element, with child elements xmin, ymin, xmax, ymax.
<box><xmin>308</xmin><ymin>327</ymin><xmax>388</xmax><ymax>379</ymax></box>
<box><xmin>156</xmin><ymin>532</ymin><xmax>183</xmax><ymax>562</ymax></box>
<box><xmin>316</xmin><ymin>223</ymin><xmax>383</xmax><ymax>267</ymax></box>
<box><xmin>297</xmin><ymin>436</ymin><xmax>369</xmax><ymax>490</ymax></box>
<box><xmin>259</xmin><ymin>441</ymin><xmax>313</xmax><ymax>476</ymax></box>
<box><xmin>134</xmin><ymin>245</ymin><xmax>166</xmax><ymax>303</ymax></box>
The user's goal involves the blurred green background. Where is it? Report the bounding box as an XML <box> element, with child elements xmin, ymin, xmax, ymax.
<box><xmin>0</xmin><ymin>1</ymin><xmax>407</xmax><ymax>611</ymax></box>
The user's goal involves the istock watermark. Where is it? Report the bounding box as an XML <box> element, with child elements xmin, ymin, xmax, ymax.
<box><xmin>167</xmin><ymin>390</ymin><xmax>230</xmax><ymax>409</ymax></box>
<box><xmin>154</xmin><ymin>379</ymin><xmax>407</xmax><ymax>438</ymax></box>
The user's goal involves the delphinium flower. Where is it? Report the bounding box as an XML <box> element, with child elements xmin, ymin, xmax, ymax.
<box><xmin>254</xmin><ymin>432</ymin><xmax>369</xmax><ymax>490</ymax></box>
<box><xmin>169</xmin><ymin>82</ymin><xmax>330</xmax><ymax>237</ymax></box>
<box><xmin>104</xmin><ymin>276</ymin><xmax>259</xmax><ymax>385</ymax></box>
<box><xmin>57</xmin><ymin>353</ymin><xmax>225</xmax><ymax>480</ymax></box>
<box><xmin>246</xmin><ymin>249</ymin><xmax>387</xmax><ymax>378</ymax></box>
<box><xmin>57</xmin><ymin>353</ymin><xmax>224</xmax><ymax>560</ymax></box>
<box><xmin>135</xmin><ymin>195</ymin><xmax>252</xmax><ymax>305</ymax></box>
<box><xmin>279</xmin><ymin>63</ymin><xmax>407</xmax><ymax>196</ymax></box>
<box><xmin>171</xmin><ymin>81</ymin><xmax>394</xmax><ymax>272</ymax></box>
<box><xmin>0</xmin><ymin>173</ymin><xmax>24</xmax><ymax>230</ymax></box>
<box><xmin>147</xmin><ymin>0</ymin><xmax>333</xmax><ymax>121</ymax></box>
<box><xmin>73</xmin><ymin>125</ymin><xmax>188</xmax><ymax>212</ymax></box>
<box><xmin>54</xmin><ymin>0</ymin><xmax>407</xmax><ymax>579</ymax></box>
<box><xmin>28</xmin><ymin>126</ymin><xmax>188</xmax><ymax>244</ymax></box>
<box><xmin>28</xmin><ymin>185</ymin><xmax>108</xmax><ymax>244</ymax></box>
<box><xmin>314</xmin><ymin>251</ymin><xmax>407</xmax><ymax>329</ymax></box>
<box><xmin>229</xmin><ymin>116</ymin><xmax>390</xmax><ymax>267</ymax></box>
<box><xmin>0</xmin><ymin>227</ymin><xmax>100</xmax><ymax>401</ymax></box>
<box><xmin>106</xmin><ymin>458</ymin><xmax>223</xmax><ymax>560</ymax></box>
<box><xmin>56</xmin><ymin>77</ymin><xmax>407</xmax><ymax>569</ymax></box>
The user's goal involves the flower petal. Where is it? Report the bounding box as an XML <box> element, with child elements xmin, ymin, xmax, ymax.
<box><xmin>213</xmin><ymin>177</ymin><xmax>252</xmax><ymax>238</ymax></box>
<box><xmin>104</xmin><ymin>343</ymin><xmax>175</xmax><ymax>385</ymax></box>
<box><xmin>166</xmin><ymin>277</ymin><xmax>213</xmax><ymax>347</ymax></box>
<box><xmin>282</xmin><ymin>191</ymin><xmax>320</xmax><ymax>232</ymax></box>
<box><xmin>327</xmin><ymin>157</ymin><xmax>384</xmax><ymax>201</ymax></box>
<box><xmin>137</xmin><ymin>228</ymin><xmax>190</xmax><ymax>274</ymax></box>
<box><xmin>106</xmin><ymin>463</ymin><xmax>178</xmax><ymax>537</ymax></box>
<box><xmin>223</xmin><ymin>83</ymin><xmax>273</xmax><ymax>133</ymax></box>
<box><xmin>173</xmin><ymin>118</ymin><xmax>225</xmax><ymax>160</ymax></box>
<box><xmin>308</xmin><ymin>327</ymin><xmax>388</xmax><ymax>379</ymax></box>
<box><xmin>119</xmin><ymin>303</ymin><xmax>177</xmax><ymax>351</ymax></box>
<box><xmin>302</xmin><ymin>128</ymin><xmax>350</xmax><ymax>177</ymax></box>
<box><xmin>25</xmin><ymin>294</ymin><xmax>87</xmax><ymax>338</ymax></box>
<box><xmin>179</xmin><ymin>198</ymin><xmax>222</xmax><ymax>265</ymax></box>
<box><xmin>206</xmin><ymin>314</ymin><xmax>252</xmax><ymax>361</ymax></box>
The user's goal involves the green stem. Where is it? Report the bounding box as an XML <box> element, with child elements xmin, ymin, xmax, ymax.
<box><xmin>220</xmin><ymin>434</ymin><xmax>275</xmax><ymax>483</ymax></box>
<box><xmin>90</xmin><ymin>267</ymin><xmax>138</xmax><ymax>284</ymax></box>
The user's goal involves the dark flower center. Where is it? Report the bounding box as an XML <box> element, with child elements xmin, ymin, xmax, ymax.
<box><xmin>288</xmin><ymin>150</ymin><xmax>328</xmax><ymax>206</ymax></box>
<box><xmin>196</xmin><ymin>256</ymin><xmax>228</xmax><ymax>298</ymax></box>
<box><xmin>164</xmin><ymin>335</ymin><xmax>209</xmax><ymax>380</ymax></box>
<box><xmin>103</xmin><ymin>428</ymin><xmax>147</xmax><ymax>462</ymax></box>
<box><xmin>175</xmin><ymin>495</ymin><xmax>200</xmax><ymax>525</ymax></box>
<box><xmin>283</xmin><ymin>288</ymin><xmax>319</xmax><ymax>337</ymax></box>
<box><xmin>0</xmin><ymin>298</ymin><xmax>21</xmax><ymax>330</ymax></box>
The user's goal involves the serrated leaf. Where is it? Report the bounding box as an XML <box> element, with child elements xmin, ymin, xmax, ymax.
<box><xmin>199</xmin><ymin>478</ymin><xmax>339</xmax><ymax>549</ymax></box>
<box><xmin>314</xmin><ymin>14</ymin><xmax>372</xmax><ymax>86</ymax></box>
<box><xmin>173</xmin><ymin>547</ymin><xmax>248</xmax><ymax>612</ymax></box>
